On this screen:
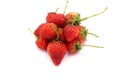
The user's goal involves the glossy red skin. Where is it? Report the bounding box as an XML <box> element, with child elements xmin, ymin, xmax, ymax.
<box><xmin>34</xmin><ymin>23</ymin><xmax>46</xmax><ymax>37</ymax></box>
<box><xmin>57</xmin><ymin>28</ymin><xmax>64</xmax><ymax>41</ymax></box>
<box><xmin>76</xmin><ymin>25</ymin><xmax>86</xmax><ymax>44</ymax></box>
<box><xmin>66</xmin><ymin>12</ymin><xmax>78</xmax><ymax>24</ymax></box>
<box><xmin>39</xmin><ymin>23</ymin><xmax>57</xmax><ymax>40</ymax></box>
<box><xmin>65</xmin><ymin>13</ymin><xmax>73</xmax><ymax>24</ymax></box>
<box><xmin>36</xmin><ymin>37</ymin><xmax>48</xmax><ymax>50</ymax></box>
<box><xmin>47</xmin><ymin>41</ymin><xmax>67</xmax><ymax>66</ymax></box>
<box><xmin>66</xmin><ymin>39</ymin><xmax>80</xmax><ymax>54</ymax></box>
<box><xmin>77</xmin><ymin>34</ymin><xmax>86</xmax><ymax>44</ymax></box>
<box><xmin>63</xmin><ymin>25</ymin><xmax>79</xmax><ymax>42</ymax></box>
<box><xmin>46</xmin><ymin>13</ymin><xmax>67</xmax><ymax>27</ymax></box>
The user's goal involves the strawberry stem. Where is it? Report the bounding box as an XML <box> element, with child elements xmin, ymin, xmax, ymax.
<box><xmin>63</xmin><ymin>1</ymin><xmax>68</xmax><ymax>15</ymax></box>
<box><xmin>55</xmin><ymin>29</ymin><xmax>59</xmax><ymax>41</ymax></box>
<box><xmin>28</xmin><ymin>28</ymin><xmax>38</xmax><ymax>39</ymax></box>
<box><xmin>50</xmin><ymin>25</ymin><xmax>59</xmax><ymax>41</ymax></box>
<box><xmin>55</xmin><ymin>8</ymin><xmax>59</xmax><ymax>13</ymax></box>
<box><xmin>84</xmin><ymin>44</ymin><xmax>103</xmax><ymax>48</ymax></box>
<box><xmin>87</xmin><ymin>32</ymin><xmax>99</xmax><ymax>38</ymax></box>
<box><xmin>81</xmin><ymin>7</ymin><xmax>108</xmax><ymax>21</ymax></box>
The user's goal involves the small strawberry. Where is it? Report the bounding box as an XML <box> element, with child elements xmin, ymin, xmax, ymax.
<box><xmin>46</xmin><ymin>13</ymin><xmax>67</xmax><ymax>27</ymax></box>
<box><xmin>77</xmin><ymin>25</ymin><xmax>99</xmax><ymax>44</ymax></box>
<box><xmin>57</xmin><ymin>28</ymin><xmax>64</xmax><ymax>41</ymax></box>
<box><xmin>77</xmin><ymin>25</ymin><xmax>87</xmax><ymax>44</ymax></box>
<box><xmin>66</xmin><ymin>39</ymin><xmax>82</xmax><ymax>54</ymax></box>
<box><xmin>66</xmin><ymin>12</ymin><xmax>80</xmax><ymax>25</ymax></box>
<box><xmin>63</xmin><ymin>25</ymin><xmax>79</xmax><ymax>42</ymax></box>
<box><xmin>46</xmin><ymin>1</ymin><xmax>69</xmax><ymax>28</ymax></box>
<box><xmin>47</xmin><ymin>41</ymin><xmax>67</xmax><ymax>66</ymax></box>
<box><xmin>77</xmin><ymin>34</ymin><xmax>86</xmax><ymax>44</ymax></box>
<box><xmin>66</xmin><ymin>7</ymin><xmax>108</xmax><ymax>26</ymax></box>
<box><xmin>34</xmin><ymin>23</ymin><xmax>45</xmax><ymax>37</ymax></box>
<box><xmin>36</xmin><ymin>37</ymin><xmax>48</xmax><ymax>50</ymax></box>
<box><xmin>39</xmin><ymin>23</ymin><xmax>58</xmax><ymax>40</ymax></box>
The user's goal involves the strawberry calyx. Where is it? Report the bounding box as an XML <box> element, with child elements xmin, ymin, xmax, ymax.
<box><xmin>73</xmin><ymin>41</ymin><xmax>82</xmax><ymax>52</ymax></box>
<box><xmin>78</xmin><ymin>27</ymin><xmax>103</xmax><ymax>49</ymax></box>
<box><xmin>80</xmin><ymin>27</ymin><xmax>88</xmax><ymax>40</ymax></box>
<box><xmin>71</xmin><ymin>14</ymin><xmax>81</xmax><ymax>26</ymax></box>
<box><xmin>80</xmin><ymin>27</ymin><xmax>99</xmax><ymax>40</ymax></box>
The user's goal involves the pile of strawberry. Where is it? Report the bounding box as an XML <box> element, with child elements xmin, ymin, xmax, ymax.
<box><xmin>32</xmin><ymin>1</ymin><xmax>107</xmax><ymax>66</ymax></box>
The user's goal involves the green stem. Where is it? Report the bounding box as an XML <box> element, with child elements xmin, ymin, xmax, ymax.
<box><xmin>81</xmin><ymin>7</ymin><xmax>108</xmax><ymax>21</ymax></box>
<box><xmin>28</xmin><ymin>28</ymin><xmax>38</xmax><ymax>39</ymax></box>
<box><xmin>87</xmin><ymin>32</ymin><xmax>99</xmax><ymax>38</ymax></box>
<box><xmin>84</xmin><ymin>44</ymin><xmax>103</xmax><ymax>48</ymax></box>
<box><xmin>50</xmin><ymin>26</ymin><xmax>59</xmax><ymax>41</ymax></box>
<box><xmin>63</xmin><ymin>1</ymin><xmax>68</xmax><ymax>15</ymax></box>
<box><xmin>55</xmin><ymin>8</ymin><xmax>59</xmax><ymax>13</ymax></box>
<box><xmin>55</xmin><ymin>29</ymin><xmax>59</xmax><ymax>41</ymax></box>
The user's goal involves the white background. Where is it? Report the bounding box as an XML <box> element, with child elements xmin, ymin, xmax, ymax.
<box><xmin>0</xmin><ymin>0</ymin><xmax>120</xmax><ymax>80</ymax></box>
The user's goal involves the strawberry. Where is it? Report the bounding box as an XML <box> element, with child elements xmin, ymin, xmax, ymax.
<box><xmin>47</xmin><ymin>41</ymin><xmax>67</xmax><ymax>66</ymax></box>
<box><xmin>66</xmin><ymin>7</ymin><xmax>108</xmax><ymax>26</ymax></box>
<box><xmin>66</xmin><ymin>12</ymin><xmax>80</xmax><ymax>25</ymax></box>
<box><xmin>77</xmin><ymin>34</ymin><xmax>86</xmax><ymax>44</ymax></box>
<box><xmin>36</xmin><ymin>37</ymin><xmax>48</xmax><ymax>50</ymax></box>
<box><xmin>66</xmin><ymin>39</ymin><xmax>82</xmax><ymax>54</ymax></box>
<box><xmin>34</xmin><ymin>23</ymin><xmax>45</xmax><ymax>37</ymax></box>
<box><xmin>39</xmin><ymin>23</ymin><xmax>57</xmax><ymax>40</ymax></box>
<box><xmin>63</xmin><ymin>25</ymin><xmax>79</xmax><ymax>42</ymax></box>
<box><xmin>77</xmin><ymin>25</ymin><xmax>87</xmax><ymax>44</ymax></box>
<box><xmin>77</xmin><ymin>25</ymin><xmax>99</xmax><ymax>44</ymax></box>
<box><xmin>46</xmin><ymin>12</ymin><xmax>67</xmax><ymax>27</ymax></box>
<box><xmin>57</xmin><ymin>28</ymin><xmax>64</xmax><ymax>41</ymax></box>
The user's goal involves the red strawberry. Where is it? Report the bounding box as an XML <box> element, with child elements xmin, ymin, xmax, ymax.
<box><xmin>34</xmin><ymin>23</ymin><xmax>45</xmax><ymax>37</ymax></box>
<box><xmin>36</xmin><ymin>37</ymin><xmax>48</xmax><ymax>50</ymax></box>
<box><xmin>66</xmin><ymin>12</ymin><xmax>80</xmax><ymax>25</ymax></box>
<box><xmin>77</xmin><ymin>34</ymin><xmax>85</xmax><ymax>44</ymax></box>
<box><xmin>57</xmin><ymin>28</ymin><xmax>64</xmax><ymax>41</ymax></box>
<box><xmin>47</xmin><ymin>41</ymin><xmax>67</xmax><ymax>66</ymax></box>
<box><xmin>77</xmin><ymin>25</ymin><xmax>99</xmax><ymax>44</ymax></box>
<box><xmin>63</xmin><ymin>25</ymin><xmax>79</xmax><ymax>42</ymax></box>
<box><xmin>77</xmin><ymin>25</ymin><xmax>87</xmax><ymax>44</ymax></box>
<box><xmin>46</xmin><ymin>12</ymin><xmax>67</xmax><ymax>27</ymax></box>
<box><xmin>66</xmin><ymin>39</ymin><xmax>82</xmax><ymax>54</ymax></box>
<box><xmin>39</xmin><ymin>23</ymin><xmax>57</xmax><ymax>40</ymax></box>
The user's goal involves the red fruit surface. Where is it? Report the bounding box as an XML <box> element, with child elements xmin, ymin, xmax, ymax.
<box><xmin>77</xmin><ymin>34</ymin><xmax>86</xmax><ymax>44</ymax></box>
<box><xmin>63</xmin><ymin>25</ymin><xmax>79</xmax><ymax>42</ymax></box>
<box><xmin>47</xmin><ymin>41</ymin><xmax>67</xmax><ymax>66</ymax></box>
<box><xmin>46</xmin><ymin>12</ymin><xmax>67</xmax><ymax>27</ymax></box>
<box><xmin>66</xmin><ymin>12</ymin><xmax>80</xmax><ymax>25</ymax></box>
<box><xmin>34</xmin><ymin>23</ymin><xmax>46</xmax><ymax>37</ymax></box>
<box><xmin>66</xmin><ymin>39</ymin><xmax>82</xmax><ymax>54</ymax></box>
<box><xmin>36</xmin><ymin>37</ymin><xmax>48</xmax><ymax>50</ymax></box>
<box><xmin>77</xmin><ymin>25</ymin><xmax>87</xmax><ymax>44</ymax></box>
<box><xmin>57</xmin><ymin>28</ymin><xmax>64</xmax><ymax>41</ymax></box>
<box><xmin>39</xmin><ymin>23</ymin><xmax>57</xmax><ymax>40</ymax></box>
